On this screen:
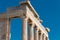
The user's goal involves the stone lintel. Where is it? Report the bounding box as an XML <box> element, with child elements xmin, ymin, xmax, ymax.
<box><xmin>0</xmin><ymin>10</ymin><xmax>25</xmax><ymax>19</ymax></box>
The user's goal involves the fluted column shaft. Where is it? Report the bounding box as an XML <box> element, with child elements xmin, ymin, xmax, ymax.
<box><xmin>42</xmin><ymin>34</ymin><xmax>44</xmax><ymax>40</ymax></box>
<box><xmin>35</xmin><ymin>28</ymin><xmax>38</xmax><ymax>40</ymax></box>
<box><xmin>22</xmin><ymin>17</ymin><xmax>28</xmax><ymax>40</ymax></box>
<box><xmin>30</xmin><ymin>23</ymin><xmax>34</xmax><ymax>40</ymax></box>
<box><xmin>38</xmin><ymin>31</ymin><xmax>41</xmax><ymax>40</ymax></box>
<box><xmin>40</xmin><ymin>32</ymin><xmax>43</xmax><ymax>40</ymax></box>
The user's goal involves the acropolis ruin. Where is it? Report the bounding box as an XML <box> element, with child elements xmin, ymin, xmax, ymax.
<box><xmin>0</xmin><ymin>0</ymin><xmax>50</xmax><ymax>40</ymax></box>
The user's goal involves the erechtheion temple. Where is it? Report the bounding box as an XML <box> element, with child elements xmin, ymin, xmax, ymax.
<box><xmin>0</xmin><ymin>0</ymin><xmax>50</xmax><ymax>40</ymax></box>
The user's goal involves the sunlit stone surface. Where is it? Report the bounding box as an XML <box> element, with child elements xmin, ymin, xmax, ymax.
<box><xmin>0</xmin><ymin>0</ymin><xmax>50</xmax><ymax>40</ymax></box>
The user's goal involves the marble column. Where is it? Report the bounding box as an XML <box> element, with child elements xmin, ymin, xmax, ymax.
<box><xmin>38</xmin><ymin>31</ymin><xmax>41</xmax><ymax>40</ymax></box>
<box><xmin>30</xmin><ymin>23</ymin><xmax>34</xmax><ymax>40</ymax></box>
<box><xmin>46</xmin><ymin>37</ymin><xmax>49</xmax><ymax>40</ymax></box>
<box><xmin>22</xmin><ymin>17</ymin><xmax>28</xmax><ymax>40</ymax></box>
<box><xmin>42</xmin><ymin>34</ymin><xmax>44</xmax><ymax>40</ymax></box>
<box><xmin>6</xmin><ymin>18</ymin><xmax>10</xmax><ymax>40</ymax></box>
<box><xmin>40</xmin><ymin>32</ymin><xmax>43</xmax><ymax>40</ymax></box>
<box><xmin>44</xmin><ymin>35</ymin><xmax>46</xmax><ymax>40</ymax></box>
<box><xmin>34</xmin><ymin>27</ymin><xmax>38</xmax><ymax>40</ymax></box>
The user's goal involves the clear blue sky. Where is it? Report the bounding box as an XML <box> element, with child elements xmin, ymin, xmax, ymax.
<box><xmin>0</xmin><ymin>0</ymin><xmax>60</xmax><ymax>40</ymax></box>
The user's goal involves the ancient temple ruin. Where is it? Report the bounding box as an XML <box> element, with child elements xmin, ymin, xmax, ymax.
<box><xmin>0</xmin><ymin>0</ymin><xmax>50</xmax><ymax>40</ymax></box>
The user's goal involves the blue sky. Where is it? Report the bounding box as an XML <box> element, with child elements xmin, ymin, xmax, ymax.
<box><xmin>0</xmin><ymin>0</ymin><xmax>60</xmax><ymax>40</ymax></box>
